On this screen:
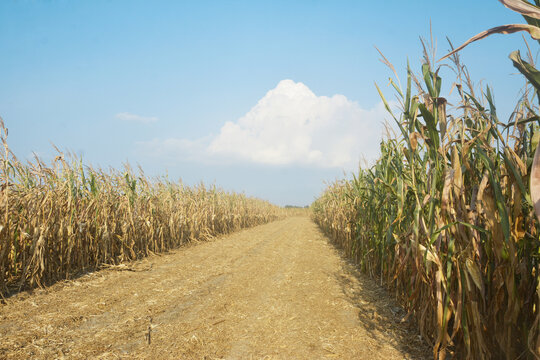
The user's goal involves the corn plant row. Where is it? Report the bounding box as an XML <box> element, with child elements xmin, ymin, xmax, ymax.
<box><xmin>0</xmin><ymin>122</ymin><xmax>284</xmax><ymax>297</ymax></box>
<box><xmin>312</xmin><ymin>54</ymin><xmax>540</xmax><ymax>359</ymax></box>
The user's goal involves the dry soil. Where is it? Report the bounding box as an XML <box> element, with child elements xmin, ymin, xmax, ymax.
<box><xmin>0</xmin><ymin>216</ymin><xmax>430</xmax><ymax>359</ymax></box>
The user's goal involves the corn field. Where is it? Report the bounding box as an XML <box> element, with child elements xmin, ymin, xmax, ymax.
<box><xmin>312</xmin><ymin>48</ymin><xmax>540</xmax><ymax>359</ymax></box>
<box><xmin>0</xmin><ymin>120</ymin><xmax>284</xmax><ymax>297</ymax></box>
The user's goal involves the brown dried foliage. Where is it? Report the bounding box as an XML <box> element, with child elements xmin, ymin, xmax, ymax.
<box><xmin>0</xmin><ymin>121</ymin><xmax>284</xmax><ymax>297</ymax></box>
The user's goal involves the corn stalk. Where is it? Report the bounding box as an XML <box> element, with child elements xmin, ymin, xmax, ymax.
<box><xmin>0</xmin><ymin>123</ymin><xmax>285</xmax><ymax>297</ymax></box>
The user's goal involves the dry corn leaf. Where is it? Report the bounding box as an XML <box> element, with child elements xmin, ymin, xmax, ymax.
<box><xmin>439</xmin><ymin>24</ymin><xmax>540</xmax><ymax>62</ymax></box>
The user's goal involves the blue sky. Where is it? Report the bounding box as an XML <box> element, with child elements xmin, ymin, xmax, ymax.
<box><xmin>0</xmin><ymin>0</ymin><xmax>531</xmax><ymax>206</ymax></box>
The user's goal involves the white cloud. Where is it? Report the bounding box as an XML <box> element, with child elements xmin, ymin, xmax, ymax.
<box><xmin>116</xmin><ymin>112</ymin><xmax>158</xmax><ymax>124</ymax></box>
<box><xmin>140</xmin><ymin>79</ymin><xmax>391</xmax><ymax>170</ymax></box>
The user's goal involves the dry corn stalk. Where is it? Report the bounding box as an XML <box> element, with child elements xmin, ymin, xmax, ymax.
<box><xmin>313</xmin><ymin>49</ymin><xmax>540</xmax><ymax>359</ymax></box>
<box><xmin>0</xmin><ymin>121</ymin><xmax>287</xmax><ymax>297</ymax></box>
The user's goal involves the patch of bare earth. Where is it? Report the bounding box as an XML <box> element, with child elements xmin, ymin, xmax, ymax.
<box><xmin>0</xmin><ymin>216</ymin><xmax>430</xmax><ymax>359</ymax></box>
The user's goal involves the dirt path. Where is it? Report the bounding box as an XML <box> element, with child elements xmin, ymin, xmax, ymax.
<box><xmin>0</xmin><ymin>216</ymin><xmax>430</xmax><ymax>359</ymax></box>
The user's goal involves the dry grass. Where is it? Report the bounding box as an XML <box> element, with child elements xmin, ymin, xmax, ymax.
<box><xmin>0</xmin><ymin>120</ymin><xmax>284</xmax><ymax>297</ymax></box>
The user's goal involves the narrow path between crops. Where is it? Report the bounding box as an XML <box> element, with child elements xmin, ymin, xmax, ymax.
<box><xmin>0</xmin><ymin>216</ymin><xmax>430</xmax><ymax>359</ymax></box>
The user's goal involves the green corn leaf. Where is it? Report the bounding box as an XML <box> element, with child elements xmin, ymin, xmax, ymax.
<box><xmin>503</xmin><ymin>114</ymin><xmax>540</xmax><ymax>128</ymax></box>
<box><xmin>405</xmin><ymin>60</ymin><xmax>412</xmax><ymax>116</ymax></box>
<box><xmin>509</xmin><ymin>50</ymin><xmax>540</xmax><ymax>92</ymax></box>
<box><xmin>389</xmin><ymin>77</ymin><xmax>403</xmax><ymax>98</ymax></box>
<box><xmin>501</xmin><ymin>148</ymin><xmax>532</xmax><ymax>206</ymax></box>
<box><xmin>485</xmin><ymin>86</ymin><xmax>498</xmax><ymax>122</ymax></box>
<box><xmin>476</xmin><ymin>146</ymin><xmax>511</xmax><ymax>243</ymax></box>
<box><xmin>435</xmin><ymin>70</ymin><xmax>442</xmax><ymax>97</ymax></box>
<box><xmin>422</xmin><ymin>64</ymin><xmax>436</xmax><ymax>98</ymax></box>
<box><xmin>418</xmin><ymin>103</ymin><xmax>440</xmax><ymax>149</ymax></box>
<box><xmin>375</xmin><ymin>82</ymin><xmax>397</xmax><ymax>120</ymax></box>
<box><xmin>410</xmin><ymin>99</ymin><xmax>420</xmax><ymax>132</ymax></box>
<box><xmin>523</xmin><ymin>15</ymin><xmax>540</xmax><ymax>44</ymax></box>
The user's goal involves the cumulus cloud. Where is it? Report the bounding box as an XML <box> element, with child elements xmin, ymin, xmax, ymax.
<box><xmin>140</xmin><ymin>79</ymin><xmax>390</xmax><ymax>170</ymax></box>
<box><xmin>116</xmin><ymin>112</ymin><xmax>158</xmax><ymax>124</ymax></box>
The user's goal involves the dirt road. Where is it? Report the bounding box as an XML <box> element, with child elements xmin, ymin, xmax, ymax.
<box><xmin>0</xmin><ymin>216</ymin><xmax>430</xmax><ymax>359</ymax></box>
